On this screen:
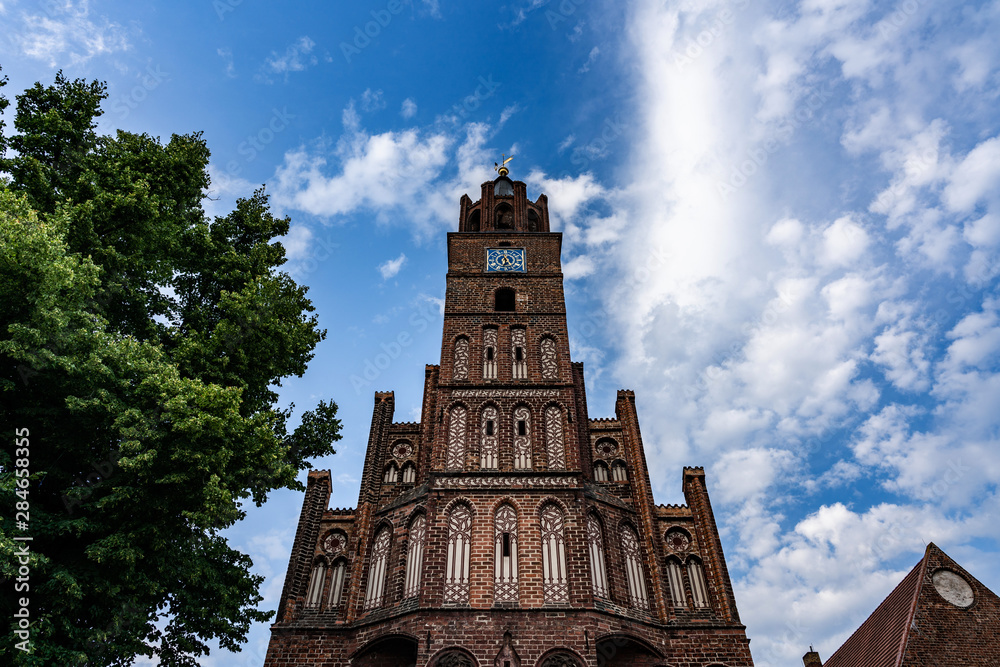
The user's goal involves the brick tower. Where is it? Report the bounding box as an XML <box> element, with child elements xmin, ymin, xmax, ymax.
<box><xmin>263</xmin><ymin>168</ymin><xmax>755</xmax><ymax>667</ymax></box>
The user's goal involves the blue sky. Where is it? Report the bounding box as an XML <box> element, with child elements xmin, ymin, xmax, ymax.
<box><xmin>3</xmin><ymin>0</ymin><xmax>1000</xmax><ymax>664</ymax></box>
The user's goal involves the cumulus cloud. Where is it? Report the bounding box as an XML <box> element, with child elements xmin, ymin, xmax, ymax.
<box><xmin>378</xmin><ymin>253</ymin><xmax>407</xmax><ymax>280</ymax></box>
<box><xmin>400</xmin><ymin>97</ymin><xmax>418</xmax><ymax>119</ymax></box>
<box><xmin>596</xmin><ymin>1</ymin><xmax>1000</xmax><ymax>663</ymax></box>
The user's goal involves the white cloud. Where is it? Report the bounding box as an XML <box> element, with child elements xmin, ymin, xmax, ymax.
<box><xmin>400</xmin><ymin>97</ymin><xmax>418</xmax><ymax>119</ymax></box>
<box><xmin>258</xmin><ymin>36</ymin><xmax>318</xmax><ymax>83</ymax></box>
<box><xmin>14</xmin><ymin>0</ymin><xmax>129</xmax><ymax>67</ymax></box>
<box><xmin>218</xmin><ymin>47</ymin><xmax>236</xmax><ymax>78</ymax></box>
<box><xmin>378</xmin><ymin>253</ymin><xmax>407</xmax><ymax>280</ymax></box>
<box><xmin>360</xmin><ymin>88</ymin><xmax>386</xmax><ymax>113</ymax></box>
<box><xmin>271</xmin><ymin>110</ymin><xmax>499</xmax><ymax>239</ymax></box>
<box><xmin>578</xmin><ymin>46</ymin><xmax>600</xmax><ymax>73</ymax></box>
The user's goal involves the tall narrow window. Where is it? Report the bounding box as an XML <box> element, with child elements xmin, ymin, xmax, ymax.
<box><xmin>611</xmin><ymin>460</ymin><xmax>628</xmax><ymax>482</ymax></box>
<box><xmin>512</xmin><ymin>406</ymin><xmax>531</xmax><ymax>469</ymax></box>
<box><xmin>401</xmin><ymin>462</ymin><xmax>416</xmax><ymax>484</ymax></box>
<box><xmin>540</xmin><ymin>337</ymin><xmax>558</xmax><ymax>380</ymax></box>
<box><xmin>444</xmin><ymin>505</ymin><xmax>472</xmax><ymax>604</ymax></box>
<box><xmin>593</xmin><ymin>461</ymin><xmax>609</xmax><ymax>482</ymax></box>
<box><xmin>364</xmin><ymin>528</ymin><xmax>391</xmax><ymax>610</ymax></box>
<box><xmin>483</xmin><ymin>328</ymin><xmax>498</xmax><ymax>379</ymax></box>
<box><xmin>468</xmin><ymin>208</ymin><xmax>481</xmax><ymax>232</ymax></box>
<box><xmin>689</xmin><ymin>558</ymin><xmax>710</xmax><ymax>608</ymax></box>
<box><xmin>586</xmin><ymin>514</ymin><xmax>609</xmax><ymax>599</ymax></box>
<box><xmin>511</xmin><ymin>328</ymin><xmax>527</xmax><ymax>379</ymax></box>
<box><xmin>667</xmin><ymin>558</ymin><xmax>685</xmax><ymax>607</ymax></box>
<box><xmin>404</xmin><ymin>514</ymin><xmax>426</xmax><ymax>599</ymax></box>
<box><xmin>544</xmin><ymin>406</ymin><xmax>565</xmax><ymax>469</ymax></box>
<box><xmin>327</xmin><ymin>559</ymin><xmax>346</xmax><ymax>608</ymax></box>
<box><xmin>454</xmin><ymin>336</ymin><xmax>470</xmax><ymax>381</ymax></box>
<box><xmin>305</xmin><ymin>560</ymin><xmax>326</xmax><ymax>608</ymax></box>
<box><xmin>621</xmin><ymin>525</ymin><xmax>649</xmax><ymax>609</ymax></box>
<box><xmin>383</xmin><ymin>463</ymin><xmax>398</xmax><ymax>483</ymax></box>
<box><xmin>540</xmin><ymin>505</ymin><xmax>569</xmax><ymax>604</ymax></box>
<box><xmin>446</xmin><ymin>405</ymin><xmax>467</xmax><ymax>470</ymax></box>
<box><xmin>494</xmin><ymin>504</ymin><xmax>519</xmax><ymax>603</ymax></box>
<box><xmin>481</xmin><ymin>405</ymin><xmax>499</xmax><ymax>469</ymax></box>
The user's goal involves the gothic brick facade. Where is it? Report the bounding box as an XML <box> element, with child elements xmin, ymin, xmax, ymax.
<box><xmin>263</xmin><ymin>173</ymin><xmax>755</xmax><ymax>667</ymax></box>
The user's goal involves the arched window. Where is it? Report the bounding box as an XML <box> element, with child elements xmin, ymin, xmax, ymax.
<box><xmin>586</xmin><ymin>514</ymin><xmax>609</xmax><ymax>599</ymax></box>
<box><xmin>611</xmin><ymin>460</ymin><xmax>628</xmax><ymax>482</ymax></box>
<box><xmin>445</xmin><ymin>405</ymin><xmax>467</xmax><ymax>470</ymax></box>
<box><xmin>544</xmin><ymin>406</ymin><xmax>565</xmax><ymax>469</ymax></box>
<box><xmin>494</xmin><ymin>504</ymin><xmax>519</xmax><ymax>603</ymax></box>
<box><xmin>453</xmin><ymin>336</ymin><xmax>470</xmax><ymax>381</ymax></box>
<box><xmin>620</xmin><ymin>525</ymin><xmax>649</xmax><ymax>609</ymax></box>
<box><xmin>444</xmin><ymin>505</ymin><xmax>472</xmax><ymax>604</ymax></box>
<box><xmin>511</xmin><ymin>327</ymin><xmax>527</xmax><ymax>379</ymax></box>
<box><xmin>364</xmin><ymin>527</ymin><xmax>391</xmax><ymax>610</ymax></box>
<box><xmin>383</xmin><ymin>463</ymin><xmax>398</xmax><ymax>483</ymax></box>
<box><xmin>593</xmin><ymin>461</ymin><xmax>609</xmax><ymax>482</ymax></box>
<box><xmin>483</xmin><ymin>327</ymin><xmax>498</xmax><ymax>379</ymax></box>
<box><xmin>527</xmin><ymin>208</ymin><xmax>540</xmax><ymax>232</ymax></box>
<box><xmin>667</xmin><ymin>557</ymin><xmax>685</xmax><ymax>607</ymax></box>
<box><xmin>540</xmin><ymin>505</ymin><xmax>569</xmax><ymax>604</ymax></box>
<box><xmin>495</xmin><ymin>202</ymin><xmax>514</xmax><ymax>228</ymax></box>
<box><xmin>305</xmin><ymin>560</ymin><xmax>326</xmax><ymax>608</ymax></box>
<box><xmin>404</xmin><ymin>514</ymin><xmax>426</xmax><ymax>599</ymax></box>
<box><xmin>540</xmin><ymin>337</ymin><xmax>558</xmax><ymax>380</ymax></box>
<box><xmin>480</xmin><ymin>405</ymin><xmax>499</xmax><ymax>469</ymax></box>
<box><xmin>512</xmin><ymin>406</ymin><xmax>531</xmax><ymax>469</ymax></box>
<box><xmin>495</xmin><ymin>288</ymin><xmax>515</xmax><ymax>312</ymax></box>
<box><xmin>327</xmin><ymin>558</ymin><xmax>346</xmax><ymax>608</ymax></box>
<box><xmin>468</xmin><ymin>208</ymin><xmax>481</xmax><ymax>232</ymax></box>
<box><xmin>689</xmin><ymin>558</ymin><xmax>710</xmax><ymax>608</ymax></box>
<box><xmin>401</xmin><ymin>462</ymin><xmax>416</xmax><ymax>484</ymax></box>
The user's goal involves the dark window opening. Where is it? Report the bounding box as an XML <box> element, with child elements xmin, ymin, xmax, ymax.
<box><xmin>495</xmin><ymin>288</ymin><xmax>515</xmax><ymax>312</ymax></box>
<box><xmin>495</xmin><ymin>204</ymin><xmax>514</xmax><ymax>229</ymax></box>
<box><xmin>515</xmin><ymin>347</ymin><xmax>524</xmax><ymax>361</ymax></box>
<box><xmin>517</xmin><ymin>421</ymin><xmax>526</xmax><ymax>436</ymax></box>
<box><xmin>498</xmin><ymin>241</ymin><xmax>513</xmax><ymax>247</ymax></box>
<box><xmin>502</xmin><ymin>533</ymin><xmax>511</xmax><ymax>557</ymax></box>
<box><xmin>486</xmin><ymin>348</ymin><xmax>495</xmax><ymax>361</ymax></box>
<box><xmin>527</xmin><ymin>209</ymin><xmax>540</xmax><ymax>232</ymax></box>
<box><xmin>468</xmin><ymin>209</ymin><xmax>481</xmax><ymax>232</ymax></box>
<box><xmin>486</xmin><ymin>420</ymin><xmax>494</xmax><ymax>436</ymax></box>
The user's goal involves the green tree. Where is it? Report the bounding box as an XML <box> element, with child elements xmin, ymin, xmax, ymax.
<box><xmin>0</xmin><ymin>72</ymin><xmax>340</xmax><ymax>665</ymax></box>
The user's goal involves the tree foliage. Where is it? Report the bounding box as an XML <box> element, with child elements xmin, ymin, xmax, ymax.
<box><xmin>0</xmin><ymin>71</ymin><xmax>341</xmax><ymax>665</ymax></box>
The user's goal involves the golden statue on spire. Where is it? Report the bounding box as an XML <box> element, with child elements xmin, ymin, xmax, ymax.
<box><xmin>494</xmin><ymin>154</ymin><xmax>513</xmax><ymax>177</ymax></box>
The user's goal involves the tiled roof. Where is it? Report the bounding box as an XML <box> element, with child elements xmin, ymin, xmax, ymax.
<box><xmin>823</xmin><ymin>554</ymin><xmax>926</xmax><ymax>667</ymax></box>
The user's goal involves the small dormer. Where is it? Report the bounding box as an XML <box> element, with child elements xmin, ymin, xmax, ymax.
<box><xmin>457</xmin><ymin>160</ymin><xmax>550</xmax><ymax>233</ymax></box>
